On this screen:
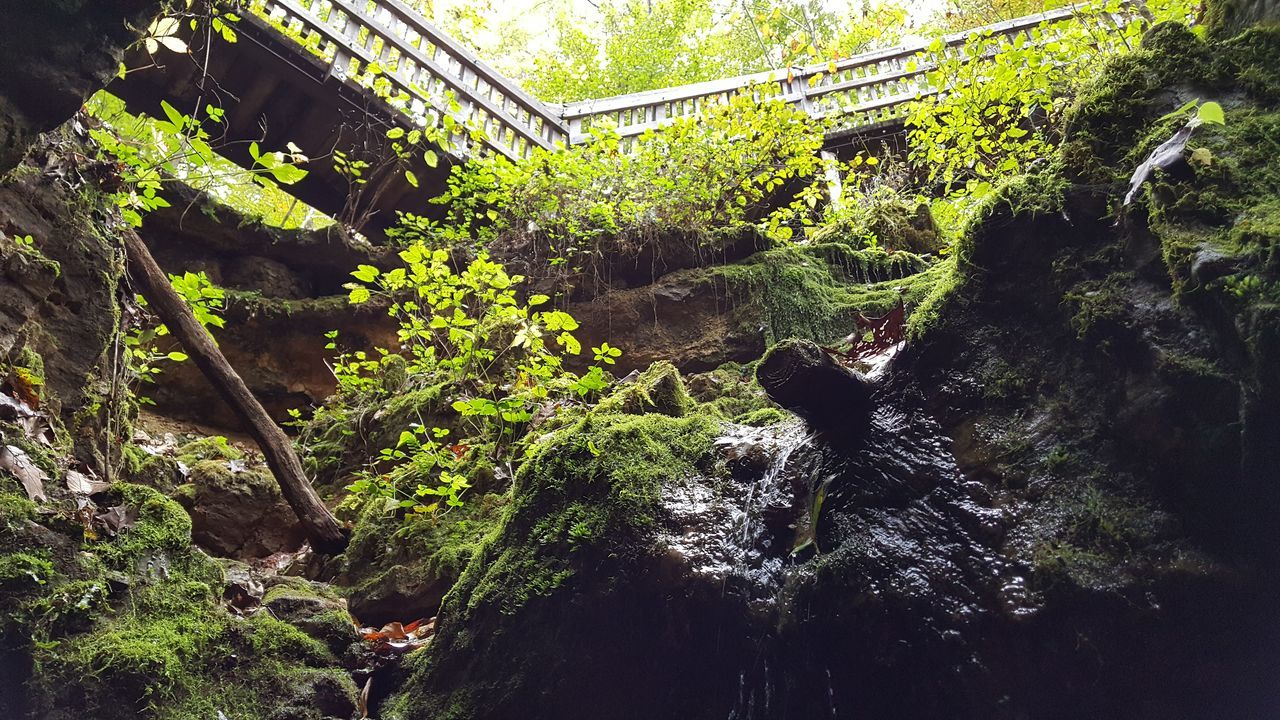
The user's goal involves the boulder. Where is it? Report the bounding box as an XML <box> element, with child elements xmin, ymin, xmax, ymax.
<box><xmin>177</xmin><ymin>460</ymin><xmax>306</xmax><ymax>559</ymax></box>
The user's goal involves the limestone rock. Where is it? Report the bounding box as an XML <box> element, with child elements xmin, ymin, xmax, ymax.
<box><xmin>177</xmin><ymin>460</ymin><xmax>307</xmax><ymax>559</ymax></box>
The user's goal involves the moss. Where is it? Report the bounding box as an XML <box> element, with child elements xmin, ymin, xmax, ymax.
<box><xmin>0</xmin><ymin>551</ymin><xmax>54</xmax><ymax>592</ymax></box>
<box><xmin>121</xmin><ymin>444</ymin><xmax>181</xmax><ymax>491</ymax></box>
<box><xmin>812</xmin><ymin>194</ymin><xmax>942</xmax><ymax>254</ymax></box>
<box><xmin>978</xmin><ymin>357</ymin><xmax>1034</xmax><ymax>402</ymax></box>
<box><xmin>907</xmin><ymin>172</ymin><xmax>1070</xmax><ymax>342</ymax></box>
<box><xmin>90</xmin><ymin>484</ymin><xmax>218</xmax><ymax>583</ymax></box>
<box><xmin>176</xmin><ymin>436</ymin><xmax>242</xmax><ymax>465</ymax></box>
<box><xmin>0</xmin><ymin>474</ymin><xmax>355</xmax><ymax>719</ymax></box>
<box><xmin>450</xmin><ymin>375</ymin><xmax>718</xmax><ymax>618</ymax></box>
<box><xmin>338</xmin><ymin>493</ymin><xmax>509</xmax><ymax>627</ymax></box>
<box><xmin>685</xmin><ymin>361</ymin><xmax>780</xmax><ymax>421</ymax></box>
<box><xmin>705</xmin><ymin>241</ymin><xmax>937</xmax><ymax>346</ymax></box>
<box><xmin>378</xmin><ymin>383</ymin><xmax>448</xmax><ymax>426</ymax></box>
<box><xmin>389</xmin><ymin>365</ymin><xmax>727</xmax><ymax>718</ymax></box>
<box><xmin>0</xmin><ymin>489</ymin><xmax>37</xmax><ymax>530</ymax></box>
<box><xmin>905</xmin><ymin>257</ymin><xmax>962</xmax><ymax>340</ymax></box>
<box><xmin>593</xmin><ymin>361</ymin><xmax>693</xmax><ymax>417</ymax></box>
<box><xmin>1063</xmin><ymin>272</ymin><xmax>1137</xmax><ymax>345</ymax></box>
<box><xmin>733</xmin><ymin>407</ymin><xmax>791</xmax><ymax>426</ymax></box>
<box><xmin>260</xmin><ymin>577</ymin><xmax>357</xmax><ymax>654</ymax></box>
<box><xmin>302</xmin><ymin>380</ymin><xmax>451</xmax><ymax>489</ymax></box>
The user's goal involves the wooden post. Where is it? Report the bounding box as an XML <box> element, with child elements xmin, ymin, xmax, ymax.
<box><xmin>122</xmin><ymin>230</ymin><xmax>348</xmax><ymax>554</ymax></box>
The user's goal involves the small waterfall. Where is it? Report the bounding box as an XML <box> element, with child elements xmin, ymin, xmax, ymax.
<box><xmin>716</xmin><ymin>423</ymin><xmax>813</xmax><ymax>613</ymax></box>
<box><xmin>714</xmin><ymin>423</ymin><xmax>816</xmax><ymax>720</ymax></box>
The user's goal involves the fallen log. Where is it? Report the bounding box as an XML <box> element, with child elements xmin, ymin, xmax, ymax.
<box><xmin>123</xmin><ymin>229</ymin><xmax>348</xmax><ymax>554</ymax></box>
<box><xmin>756</xmin><ymin>339</ymin><xmax>875</xmax><ymax>430</ymax></box>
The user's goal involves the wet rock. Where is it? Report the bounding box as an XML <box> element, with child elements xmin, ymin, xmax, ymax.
<box><xmin>176</xmin><ymin>460</ymin><xmax>306</xmax><ymax>559</ymax></box>
<box><xmin>1189</xmin><ymin>243</ymin><xmax>1240</xmax><ymax>286</ymax></box>
<box><xmin>756</xmin><ymin>338</ymin><xmax>875</xmax><ymax>430</ymax></box>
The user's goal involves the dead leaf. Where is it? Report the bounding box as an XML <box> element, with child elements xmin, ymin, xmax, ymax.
<box><xmin>362</xmin><ymin>622</ymin><xmax>409</xmax><ymax>642</ymax></box>
<box><xmin>96</xmin><ymin>504</ymin><xmax>138</xmax><ymax>536</ymax></box>
<box><xmin>1123</xmin><ymin>122</ymin><xmax>1195</xmax><ymax>207</ymax></box>
<box><xmin>222</xmin><ymin>564</ymin><xmax>265</xmax><ymax>615</ymax></box>
<box><xmin>66</xmin><ymin>469</ymin><xmax>111</xmax><ymax>495</ymax></box>
<box><xmin>1</xmin><ymin>444</ymin><xmax>48</xmax><ymax>502</ymax></box>
<box><xmin>826</xmin><ymin>297</ymin><xmax>906</xmax><ymax>364</ymax></box>
<box><xmin>0</xmin><ymin>393</ymin><xmax>51</xmax><ymax>445</ymax></box>
<box><xmin>358</xmin><ymin>677</ymin><xmax>372</xmax><ymax>719</ymax></box>
<box><xmin>360</xmin><ymin>616</ymin><xmax>436</xmax><ymax>654</ymax></box>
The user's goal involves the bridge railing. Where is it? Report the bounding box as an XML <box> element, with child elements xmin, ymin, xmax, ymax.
<box><xmin>245</xmin><ymin>0</ymin><xmax>569</xmax><ymax>159</ymax></box>
<box><xmin>241</xmin><ymin>0</ymin><xmax>1127</xmax><ymax>161</ymax></box>
<box><xmin>558</xmin><ymin>5</ymin><xmax>1098</xmax><ymax>143</ymax></box>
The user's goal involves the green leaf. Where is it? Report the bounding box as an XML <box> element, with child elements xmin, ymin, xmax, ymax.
<box><xmin>166</xmin><ymin>351</ymin><xmax>189</xmax><ymax>362</ymax></box>
<box><xmin>352</xmin><ymin>265</ymin><xmax>380</xmax><ymax>282</ymax></box>
<box><xmin>1159</xmin><ymin>99</ymin><xmax>1200</xmax><ymax>123</ymax></box>
<box><xmin>160</xmin><ymin>100</ymin><xmax>185</xmax><ymax>130</ymax></box>
<box><xmin>1197</xmin><ymin>101</ymin><xmax>1225</xmax><ymax>126</ymax></box>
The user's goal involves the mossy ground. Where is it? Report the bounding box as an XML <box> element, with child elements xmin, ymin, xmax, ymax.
<box><xmin>0</xmin><ymin>479</ymin><xmax>355</xmax><ymax>720</ymax></box>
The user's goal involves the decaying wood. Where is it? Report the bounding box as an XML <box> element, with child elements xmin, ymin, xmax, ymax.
<box><xmin>122</xmin><ymin>229</ymin><xmax>348</xmax><ymax>554</ymax></box>
<box><xmin>756</xmin><ymin>338</ymin><xmax>875</xmax><ymax>430</ymax></box>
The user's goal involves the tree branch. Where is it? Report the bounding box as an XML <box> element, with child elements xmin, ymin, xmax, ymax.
<box><xmin>122</xmin><ymin>229</ymin><xmax>348</xmax><ymax>554</ymax></box>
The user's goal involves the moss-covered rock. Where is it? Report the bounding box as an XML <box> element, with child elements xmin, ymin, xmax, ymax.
<box><xmin>387</xmin><ymin>369</ymin><xmax>737</xmax><ymax>720</ymax></box>
<box><xmin>261</xmin><ymin>576</ymin><xmax>359</xmax><ymax>655</ymax></box>
<box><xmin>0</xmin><ymin>481</ymin><xmax>357</xmax><ymax>720</ymax></box>
<box><xmin>175</xmin><ymin>460</ymin><xmax>306</xmax><ymax>559</ymax></box>
<box><xmin>337</xmin><ymin>490</ymin><xmax>506</xmax><ymax>625</ymax></box>
<box><xmin>572</xmin><ymin>240</ymin><xmax>945</xmax><ymax>373</ymax></box>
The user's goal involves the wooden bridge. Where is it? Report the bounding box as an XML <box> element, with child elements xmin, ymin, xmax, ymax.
<box><xmin>109</xmin><ymin>0</ymin><xmax>1090</xmax><ymax>231</ymax></box>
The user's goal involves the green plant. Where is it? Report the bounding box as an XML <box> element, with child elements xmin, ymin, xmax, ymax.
<box><xmin>336</xmin><ymin>244</ymin><xmax>623</xmax><ymax>517</ymax></box>
<box><xmin>124</xmin><ymin>271</ymin><xmax>225</xmax><ymax>392</ymax></box>
<box><xmin>904</xmin><ymin>0</ymin><xmax>1196</xmax><ymax>201</ymax></box>
<box><xmin>344</xmin><ymin>424</ymin><xmax>472</xmax><ymax>516</ymax></box>
<box><xmin>87</xmin><ymin>97</ymin><xmax>310</xmax><ymax>228</ymax></box>
<box><xmin>425</xmin><ymin>92</ymin><xmax>826</xmax><ymax>283</ymax></box>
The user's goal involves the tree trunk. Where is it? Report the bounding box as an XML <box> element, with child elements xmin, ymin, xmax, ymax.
<box><xmin>756</xmin><ymin>339</ymin><xmax>876</xmax><ymax>431</ymax></box>
<box><xmin>123</xmin><ymin>229</ymin><xmax>347</xmax><ymax>554</ymax></box>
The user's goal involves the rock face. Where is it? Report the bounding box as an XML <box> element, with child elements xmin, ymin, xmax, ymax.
<box><xmin>0</xmin><ymin>134</ymin><xmax>132</xmax><ymax>470</ymax></box>
<box><xmin>0</xmin><ymin>0</ymin><xmax>161</xmax><ymax>172</ymax></box>
<box><xmin>138</xmin><ymin>185</ymin><xmax>399</xmax><ymax>426</ymax></box>
<box><xmin>570</xmin><ymin>242</ymin><xmax>934</xmax><ymax>373</ymax></box>
<box><xmin>386</xmin><ymin>25</ymin><xmax>1280</xmax><ymax>720</ymax></box>
<box><xmin>1209</xmin><ymin>0</ymin><xmax>1280</xmax><ymax>35</ymax></box>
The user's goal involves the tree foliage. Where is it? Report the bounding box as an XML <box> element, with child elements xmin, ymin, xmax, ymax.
<box><xmin>905</xmin><ymin>0</ymin><xmax>1198</xmax><ymax>198</ymax></box>
<box><xmin>518</xmin><ymin>0</ymin><xmax>909</xmax><ymax>102</ymax></box>
<box><xmin>333</xmin><ymin>245</ymin><xmax>622</xmax><ymax>516</ymax></box>
<box><xmin>420</xmin><ymin>92</ymin><xmax>826</xmax><ymax>264</ymax></box>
